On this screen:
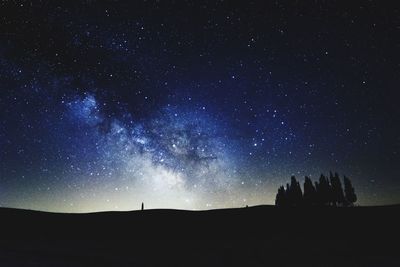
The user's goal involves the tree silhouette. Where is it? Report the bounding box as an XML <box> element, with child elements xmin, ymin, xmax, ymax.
<box><xmin>275</xmin><ymin>172</ymin><xmax>357</xmax><ymax>207</ymax></box>
<box><xmin>289</xmin><ymin>176</ymin><xmax>303</xmax><ymax>206</ymax></box>
<box><xmin>275</xmin><ymin>186</ymin><xmax>287</xmax><ymax>206</ymax></box>
<box><xmin>318</xmin><ymin>174</ymin><xmax>331</xmax><ymax>206</ymax></box>
<box><xmin>314</xmin><ymin>181</ymin><xmax>321</xmax><ymax>205</ymax></box>
<box><xmin>330</xmin><ymin>172</ymin><xmax>345</xmax><ymax>206</ymax></box>
<box><xmin>327</xmin><ymin>172</ymin><xmax>335</xmax><ymax>205</ymax></box>
<box><xmin>343</xmin><ymin>176</ymin><xmax>357</xmax><ymax>206</ymax></box>
<box><xmin>285</xmin><ymin>183</ymin><xmax>291</xmax><ymax>205</ymax></box>
<box><xmin>303</xmin><ymin>176</ymin><xmax>317</xmax><ymax>206</ymax></box>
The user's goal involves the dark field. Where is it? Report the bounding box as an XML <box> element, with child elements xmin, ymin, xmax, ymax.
<box><xmin>0</xmin><ymin>205</ymin><xmax>399</xmax><ymax>266</ymax></box>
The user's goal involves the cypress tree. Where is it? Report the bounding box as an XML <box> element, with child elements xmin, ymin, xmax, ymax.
<box><xmin>289</xmin><ymin>176</ymin><xmax>303</xmax><ymax>206</ymax></box>
<box><xmin>314</xmin><ymin>181</ymin><xmax>322</xmax><ymax>205</ymax></box>
<box><xmin>330</xmin><ymin>173</ymin><xmax>345</xmax><ymax>206</ymax></box>
<box><xmin>303</xmin><ymin>176</ymin><xmax>317</xmax><ymax>206</ymax></box>
<box><xmin>343</xmin><ymin>176</ymin><xmax>357</xmax><ymax>206</ymax></box>
<box><xmin>275</xmin><ymin>186</ymin><xmax>286</xmax><ymax>206</ymax></box>
<box><xmin>285</xmin><ymin>183</ymin><xmax>291</xmax><ymax>206</ymax></box>
<box><xmin>318</xmin><ymin>174</ymin><xmax>331</xmax><ymax>206</ymax></box>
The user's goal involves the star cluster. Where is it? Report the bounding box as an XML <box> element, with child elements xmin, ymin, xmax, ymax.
<box><xmin>0</xmin><ymin>1</ymin><xmax>399</xmax><ymax>211</ymax></box>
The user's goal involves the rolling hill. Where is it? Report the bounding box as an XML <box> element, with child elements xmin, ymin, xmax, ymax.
<box><xmin>0</xmin><ymin>205</ymin><xmax>399</xmax><ymax>266</ymax></box>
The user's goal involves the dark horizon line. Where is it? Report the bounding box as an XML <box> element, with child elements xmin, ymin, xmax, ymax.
<box><xmin>1</xmin><ymin>203</ymin><xmax>400</xmax><ymax>215</ymax></box>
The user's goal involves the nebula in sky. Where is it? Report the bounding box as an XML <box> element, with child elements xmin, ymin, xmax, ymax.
<box><xmin>0</xmin><ymin>1</ymin><xmax>399</xmax><ymax>212</ymax></box>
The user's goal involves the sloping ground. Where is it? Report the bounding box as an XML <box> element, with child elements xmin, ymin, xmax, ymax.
<box><xmin>0</xmin><ymin>205</ymin><xmax>399</xmax><ymax>266</ymax></box>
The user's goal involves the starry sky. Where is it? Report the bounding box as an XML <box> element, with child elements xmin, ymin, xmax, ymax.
<box><xmin>0</xmin><ymin>1</ymin><xmax>399</xmax><ymax>212</ymax></box>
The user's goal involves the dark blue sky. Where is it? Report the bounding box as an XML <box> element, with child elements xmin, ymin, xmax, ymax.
<box><xmin>0</xmin><ymin>1</ymin><xmax>399</xmax><ymax>211</ymax></box>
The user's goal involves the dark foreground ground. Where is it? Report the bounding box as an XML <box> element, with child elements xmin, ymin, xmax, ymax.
<box><xmin>0</xmin><ymin>205</ymin><xmax>399</xmax><ymax>266</ymax></box>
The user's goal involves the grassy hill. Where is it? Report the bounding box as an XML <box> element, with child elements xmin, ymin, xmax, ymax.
<box><xmin>0</xmin><ymin>205</ymin><xmax>399</xmax><ymax>266</ymax></box>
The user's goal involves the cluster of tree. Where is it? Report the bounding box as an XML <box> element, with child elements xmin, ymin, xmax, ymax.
<box><xmin>275</xmin><ymin>172</ymin><xmax>357</xmax><ymax>207</ymax></box>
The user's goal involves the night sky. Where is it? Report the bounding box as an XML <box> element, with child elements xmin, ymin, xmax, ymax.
<box><xmin>1</xmin><ymin>1</ymin><xmax>399</xmax><ymax>212</ymax></box>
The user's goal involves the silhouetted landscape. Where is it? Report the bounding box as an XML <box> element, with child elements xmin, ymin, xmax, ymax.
<box><xmin>1</xmin><ymin>0</ymin><xmax>400</xmax><ymax>266</ymax></box>
<box><xmin>1</xmin><ymin>205</ymin><xmax>399</xmax><ymax>266</ymax></box>
<box><xmin>276</xmin><ymin>172</ymin><xmax>357</xmax><ymax>207</ymax></box>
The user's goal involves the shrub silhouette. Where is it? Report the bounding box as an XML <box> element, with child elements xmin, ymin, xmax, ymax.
<box><xmin>275</xmin><ymin>172</ymin><xmax>357</xmax><ymax>207</ymax></box>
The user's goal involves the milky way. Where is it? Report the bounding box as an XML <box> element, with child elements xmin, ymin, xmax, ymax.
<box><xmin>0</xmin><ymin>1</ymin><xmax>399</xmax><ymax>212</ymax></box>
<box><xmin>63</xmin><ymin>93</ymin><xmax>241</xmax><ymax>210</ymax></box>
